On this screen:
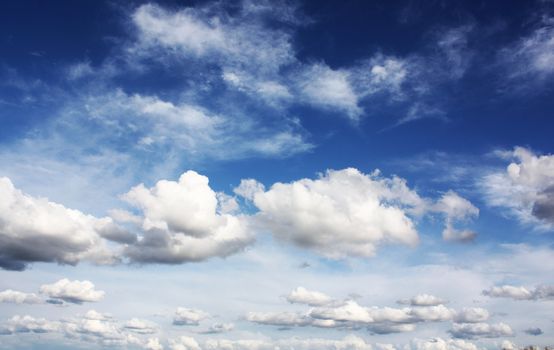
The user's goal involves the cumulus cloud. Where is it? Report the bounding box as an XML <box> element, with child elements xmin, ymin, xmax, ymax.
<box><xmin>483</xmin><ymin>284</ymin><xmax>554</xmax><ymax>301</ymax></box>
<box><xmin>237</xmin><ymin>168</ymin><xmax>422</xmax><ymax>259</ymax></box>
<box><xmin>122</xmin><ymin>171</ymin><xmax>253</xmax><ymax>264</ymax></box>
<box><xmin>236</xmin><ymin>167</ymin><xmax>477</xmax><ymax>258</ymax></box>
<box><xmin>449</xmin><ymin>322</ymin><xmax>513</xmax><ymax>339</ymax></box>
<box><xmin>0</xmin><ymin>177</ymin><xmax>122</xmax><ymax>270</ymax></box>
<box><xmin>286</xmin><ymin>287</ymin><xmax>333</xmax><ymax>306</ymax></box>
<box><xmin>482</xmin><ymin>147</ymin><xmax>554</xmax><ymax>229</ymax></box>
<box><xmin>0</xmin><ymin>290</ymin><xmax>42</xmax><ymax>304</ymax></box>
<box><xmin>397</xmin><ymin>294</ymin><xmax>446</xmax><ymax>307</ymax></box>
<box><xmin>173</xmin><ymin>307</ymin><xmax>210</xmax><ymax>326</ymax></box>
<box><xmin>39</xmin><ymin>279</ymin><xmax>105</xmax><ymax>304</ymax></box>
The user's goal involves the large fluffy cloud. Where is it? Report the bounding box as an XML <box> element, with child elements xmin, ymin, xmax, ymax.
<box><xmin>235</xmin><ymin>168</ymin><xmax>421</xmax><ymax>258</ymax></box>
<box><xmin>482</xmin><ymin>147</ymin><xmax>554</xmax><ymax>229</ymax></box>
<box><xmin>0</xmin><ymin>177</ymin><xmax>123</xmax><ymax>271</ymax></box>
<box><xmin>235</xmin><ymin>168</ymin><xmax>478</xmax><ymax>258</ymax></box>
<box><xmin>122</xmin><ymin>171</ymin><xmax>253</xmax><ymax>264</ymax></box>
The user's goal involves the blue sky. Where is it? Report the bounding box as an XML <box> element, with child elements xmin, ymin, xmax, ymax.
<box><xmin>0</xmin><ymin>1</ymin><xmax>554</xmax><ymax>349</ymax></box>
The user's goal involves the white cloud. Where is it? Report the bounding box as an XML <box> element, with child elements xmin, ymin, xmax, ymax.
<box><xmin>80</xmin><ymin>89</ymin><xmax>311</xmax><ymax>160</ymax></box>
<box><xmin>39</xmin><ymin>278</ymin><xmax>105</xmax><ymax>304</ymax></box>
<box><xmin>500</xmin><ymin>16</ymin><xmax>554</xmax><ymax>83</ymax></box>
<box><xmin>199</xmin><ymin>322</ymin><xmax>234</xmax><ymax>334</ymax></box>
<box><xmin>0</xmin><ymin>289</ymin><xmax>41</xmax><ymax>304</ymax></box>
<box><xmin>286</xmin><ymin>286</ymin><xmax>333</xmax><ymax>306</ymax></box>
<box><xmin>351</xmin><ymin>55</ymin><xmax>409</xmax><ymax>99</ymax></box>
<box><xmin>296</xmin><ymin>63</ymin><xmax>362</xmax><ymax>120</ymax></box>
<box><xmin>238</xmin><ymin>168</ymin><xmax>421</xmax><ymax>259</ymax></box>
<box><xmin>122</xmin><ymin>171</ymin><xmax>253</xmax><ymax>264</ymax></box>
<box><xmin>482</xmin><ymin>147</ymin><xmax>554</xmax><ymax>229</ymax></box>
<box><xmin>233</xmin><ymin>179</ymin><xmax>266</xmax><ymax>201</ymax></box>
<box><xmin>454</xmin><ymin>308</ymin><xmax>490</xmax><ymax>323</ymax></box>
<box><xmin>245</xmin><ymin>311</ymin><xmax>311</xmax><ymax>327</ymax></box>
<box><xmin>0</xmin><ymin>315</ymin><xmax>59</xmax><ymax>335</ymax></box>
<box><xmin>0</xmin><ymin>177</ymin><xmax>121</xmax><ymax>270</ymax></box>
<box><xmin>435</xmin><ymin>191</ymin><xmax>479</xmax><ymax>242</ymax></box>
<box><xmin>449</xmin><ymin>322</ymin><xmax>513</xmax><ymax>339</ymax></box>
<box><xmin>410</xmin><ymin>337</ymin><xmax>480</xmax><ymax>350</ymax></box>
<box><xmin>183</xmin><ymin>334</ymin><xmax>374</xmax><ymax>350</ymax></box>
<box><xmin>145</xmin><ymin>337</ymin><xmax>164</xmax><ymax>350</ymax></box>
<box><xmin>124</xmin><ymin>318</ymin><xmax>158</xmax><ymax>334</ymax></box>
<box><xmin>132</xmin><ymin>3</ymin><xmax>294</xmax><ymax>72</ymax></box>
<box><xmin>482</xmin><ymin>284</ymin><xmax>554</xmax><ymax>301</ymax></box>
<box><xmin>397</xmin><ymin>294</ymin><xmax>446</xmax><ymax>306</ymax></box>
<box><xmin>173</xmin><ymin>307</ymin><xmax>210</xmax><ymax>326</ymax></box>
<box><xmin>0</xmin><ymin>310</ymin><xmax>162</xmax><ymax>349</ymax></box>
<box><xmin>84</xmin><ymin>310</ymin><xmax>112</xmax><ymax>321</ymax></box>
<box><xmin>169</xmin><ymin>336</ymin><xmax>201</xmax><ymax>350</ymax></box>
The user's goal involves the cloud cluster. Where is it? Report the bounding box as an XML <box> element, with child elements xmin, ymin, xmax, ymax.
<box><xmin>0</xmin><ymin>177</ymin><xmax>123</xmax><ymax>270</ymax></box>
<box><xmin>170</xmin><ymin>334</ymin><xmax>375</xmax><ymax>350</ymax></box>
<box><xmin>245</xmin><ymin>287</ymin><xmax>505</xmax><ymax>338</ymax></box>
<box><xmin>236</xmin><ymin>168</ymin><xmax>478</xmax><ymax>257</ymax></box>
<box><xmin>1</xmin><ymin>278</ymin><xmax>104</xmax><ymax>305</ymax></box>
<box><xmin>482</xmin><ymin>147</ymin><xmax>554</xmax><ymax>229</ymax></box>
<box><xmin>121</xmin><ymin>170</ymin><xmax>253</xmax><ymax>264</ymax></box>
<box><xmin>0</xmin><ymin>311</ymin><xmax>161</xmax><ymax>349</ymax></box>
<box><xmin>1</xmin><ymin>165</ymin><xmax>479</xmax><ymax>271</ymax></box>
<box><xmin>39</xmin><ymin>278</ymin><xmax>105</xmax><ymax>304</ymax></box>
<box><xmin>165</xmin><ymin>335</ymin><xmax>488</xmax><ymax>350</ymax></box>
<box><xmin>128</xmin><ymin>1</ymin><xmax>475</xmax><ymax>127</ymax></box>
<box><xmin>483</xmin><ymin>284</ymin><xmax>554</xmax><ymax>301</ymax></box>
<box><xmin>236</xmin><ymin>168</ymin><xmax>421</xmax><ymax>258</ymax></box>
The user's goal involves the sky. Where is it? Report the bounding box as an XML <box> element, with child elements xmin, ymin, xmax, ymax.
<box><xmin>0</xmin><ymin>0</ymin><xmax>554</xmax><ymax>349</ymax></box>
